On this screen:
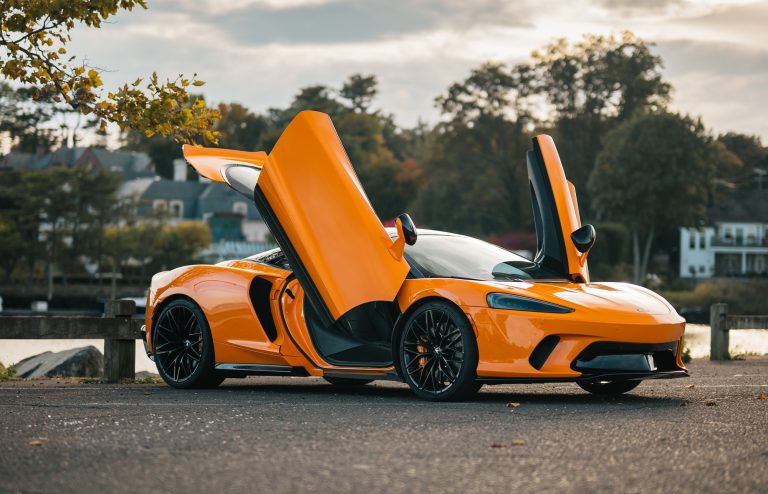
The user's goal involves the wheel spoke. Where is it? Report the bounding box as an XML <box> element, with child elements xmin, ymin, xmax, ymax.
<box><xmin>154</xmin><ymin>305</ymin><xmax>206</xmax><ymax>382</ymax></box>
<box><xmin>402</xmin><ymin>307</ymin><xmax>469</xmax><ymax>395</ymax></box>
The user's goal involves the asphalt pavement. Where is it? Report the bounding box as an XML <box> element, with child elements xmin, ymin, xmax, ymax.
<box><xmin>1</xmin><ymin>358</ymin><xmax>767</xmax><ymax>494</ymax></box>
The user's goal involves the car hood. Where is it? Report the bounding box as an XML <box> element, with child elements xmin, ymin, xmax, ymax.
<box><xmin>483</xmin><ymin>280</ymin><xmax>674</xmax><ymax>316</ymax></box>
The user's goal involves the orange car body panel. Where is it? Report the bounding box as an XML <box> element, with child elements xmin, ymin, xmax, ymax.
<box><xmin>145</xmin><ymin>116</ymin><xmax>687</xmax><ymax>384</ymax></box>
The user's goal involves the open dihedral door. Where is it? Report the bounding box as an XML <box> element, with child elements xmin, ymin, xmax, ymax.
<box><xmin>183</xmin><ymin>111</ymin><xmax>411</xmax><ymax>328</ymax></box>
<box><xmin>526</xmin><ymin>135</ymin><xmax>591</xmax><ymax>283</ymax></box>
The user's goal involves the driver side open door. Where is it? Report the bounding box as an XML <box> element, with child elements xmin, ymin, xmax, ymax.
<box><xmin>527</xmin><ymin>135</ymin><xmax>592</xmax><ymax>283</ymax></box>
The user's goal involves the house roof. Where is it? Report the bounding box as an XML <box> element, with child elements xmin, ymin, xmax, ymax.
<box><xmin>198</xmin><ymin>182</ymin><xmax>262</xmax><ymax>220</ymax></box>
<box><xmin>142</xmin><ymin>179</ymin><xmax>208</xmax><ymax>200</ymax></box>
<box><xmin>1</xmin><ymin>146</ymin><xmax>154</xmax><ymax>178</ymax></box>
<box><xmin>709</xmin><ymin>189</ymin><xmax>768</xmax><ymax>223</ymax></box>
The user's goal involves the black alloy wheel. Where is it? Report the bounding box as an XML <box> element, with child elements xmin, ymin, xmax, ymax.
<box><xmin>577</xmin><ymin>380</ymin><xmax>641</xmax><ymax>395</ymax></box>
<box><xmin>153</xmin><ymin>298</ymin><xmax>223</xmax><ymax>389</ymax></box>
<box><xmin>400</xmin><ymin>301</ymin><xmax>480</xmax><ymax>401</ymax></box>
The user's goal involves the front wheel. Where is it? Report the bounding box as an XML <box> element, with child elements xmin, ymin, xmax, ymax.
<box><xmin>399</xmin><ymin>301</ymin><xmax>480</xmax><ymax>401</ymax></box>
<box><xmin>153</xmin><ymin>298</ymin><xmax>224</xmax><ymax>389</ymax></box>
<box><xmin>577</xmin><ymin>380</ymin><xmax>641</xmax><ymax>395</ymax></box>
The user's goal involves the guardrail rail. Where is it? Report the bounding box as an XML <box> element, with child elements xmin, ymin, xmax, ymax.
<box><xmin>710</xmin><ymin>303</ymin><xmax>768</xmax><ymax>360</ymax></box>
<box><xmin>0</xmin><ymin>299</ymin><xmax>143</xmax><ymax>382</ymax></box>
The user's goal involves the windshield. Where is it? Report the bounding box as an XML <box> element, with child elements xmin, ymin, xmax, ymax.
<box><xmin>404</xmin><ymin>234</ymin><xmax>547</xmax><ymax>281</ymax></box>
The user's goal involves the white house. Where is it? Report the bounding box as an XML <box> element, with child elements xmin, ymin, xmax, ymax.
<box><xmin>679</xmin><ymin>190</ymin><xmax>768</xmax><ymax>278</ymax></box>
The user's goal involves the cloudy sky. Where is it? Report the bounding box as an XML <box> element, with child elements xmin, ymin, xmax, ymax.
<box><xmin>69</xmin><ymin>0</ymin><xmax>768</xmax><ymax>140</ymax></box>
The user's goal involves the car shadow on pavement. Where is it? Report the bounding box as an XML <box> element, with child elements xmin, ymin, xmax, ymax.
<box><xmin>211</xmin><ymin>379</ymin><xmax>684</xmax><ymax>406</ymax></box>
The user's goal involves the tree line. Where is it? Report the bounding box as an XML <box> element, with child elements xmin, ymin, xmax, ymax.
<box><xmin>2</xmin><ymin>29</ymin><xmax>767</xmax><ymax>285</ymax></box>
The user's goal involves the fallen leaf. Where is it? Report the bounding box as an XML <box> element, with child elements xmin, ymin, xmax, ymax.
<box><xmin>687</xmin><ymin>384</ymin><xmax>696</xmax><ymax>389</ymax></box>
<box><xmin>506</xmin><ymin>402</ymin><xmax>521</xmax><ymax>408</ymax></box>
<box><xmin>511</xmin><ymin>439</ymin><xmax>527</xmax><ymax>446</ymax></box>
<box><xmin>490</xmin><ymin>443</ymin><xmax>507</xmax><ymax>448</ymax></box>
<box><xmin>29</xmin><ymin>438</ymin><xmax>47</xmax><ymax>446</ymax></box>
<box><xmin>705</xmin><ymin>400</ymin><xmax>717</xmax><ymax>406</ymax></box>
<box><xmin>679</xmin><ymin>402</ymin><xmax>687</xmax><ymax>407</ymax></box>
<box><xmin>758</xmin><ymin>391</ymin><xmax>766</xmax><ymax>401</ymax></box>
<box><xmin>143</xmin><ymin>392</ymin><xmax>152</xmax><ymax>396</ymax></box>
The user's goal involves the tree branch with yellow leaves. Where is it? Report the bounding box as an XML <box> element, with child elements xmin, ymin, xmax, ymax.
<box><xmin>0</xmin><ymin>0</ymin><xmax>219</xmax><ymax>144</ymax></box>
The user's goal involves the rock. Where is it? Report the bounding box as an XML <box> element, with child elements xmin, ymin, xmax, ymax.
<box><xmin>14</xmin><ymin>346</ymin><xmax>103</xmax><ymax>378</ymax></box>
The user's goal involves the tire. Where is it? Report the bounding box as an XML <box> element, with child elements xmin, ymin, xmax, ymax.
<box><xmin>153</xmin><ymin>298</ymin><xmax>224</xmax><ymax>389</ymax></box>
<box><xmin>323</xmin><ymin>377</ymin><xmax>374</xmax><ymax>386</ymax></box>
<box><xmin>399</xmin><ymin>301</ymin><xmax>480</xmax><ymax>401</ymax></box>
<box><xmin>577</xmin><ymin>380</ymin><xmax>641</xmax><ymax>395</ymax></box>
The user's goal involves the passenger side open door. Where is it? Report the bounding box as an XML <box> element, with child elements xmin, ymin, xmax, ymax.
<box><xmin>183</xmin><ymin>111</ymin><xmax>412</xmax><ymax>327</ymax></box>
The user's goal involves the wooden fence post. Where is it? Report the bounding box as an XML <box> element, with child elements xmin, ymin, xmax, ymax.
<box><xmin>104</xmin><ymin>300</ymin><xmax>136</xmax><ymax>382</ymax></box>
<box><xmin>710</xmin><ymin>303</ymin><xmax>730</xmax><ymax>361</ymax></box>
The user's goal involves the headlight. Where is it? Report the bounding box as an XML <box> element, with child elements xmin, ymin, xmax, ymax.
<box><xmin>486</xmin><ymin>293</ymin><xmax>573</xmax><ymax>313</ymax></box>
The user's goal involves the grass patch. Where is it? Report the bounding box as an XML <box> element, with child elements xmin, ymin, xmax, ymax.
<box><xmin>0</xmin><ymin>363</ymin><xmax>19</xmax><ymax>381</ymax></box>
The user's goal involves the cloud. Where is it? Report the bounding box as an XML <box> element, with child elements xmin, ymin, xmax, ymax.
<box><xmin>657</xmin><ymin>39</ymin><xmax>768</xmax><ymax>138</ymax></box>
<box><xmin>146</xmin><ymin>0</ymin><xmax>534</xmax><ymax>45</ymax></box>
<box><xmin>63</xmin><ymin>0</ymin><xmax>768</xmax><ymax>141</ymax></box>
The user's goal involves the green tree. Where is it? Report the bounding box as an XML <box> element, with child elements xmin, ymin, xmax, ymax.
<box><xmin>340</xmin><ymin>74</ymin><xmax>378</xmax><ymax>113</ymax></box>
<box><xmin>515</xmin><ymin>32</ymin><xmax>672</xmax><ymax>209</ymax></box>
<box><xmin>0</xmin><ymin>82</ymin><xmax>58</xmax><ymax>153</ymax></box>
<box><xmin>717</xmin><ymin>133</ymin><xmax>767</xmax><ymax>189</ymax></box>
<box><xmin>215</xmin><ymin>102</ymin><xmax>268</xmax><ymax>151</ymax></box>
<box><xmin>588</xmin><ymin>112</ymin><xmax>734</xmax><ymax>284</ymax></box>
<box><xmin>0</xmin><ymin>1</ymin><xmax>219</xmax><ymax>143</ymax></box>
<box><xmin>413</xmin><ymin>63</ymin><xmax>531</xmax><ymax>236</ymax></box>
<box><xmin>153</xmin><ymin>222</ymin><xmax>212</xmax><ymax>271</ymax></box>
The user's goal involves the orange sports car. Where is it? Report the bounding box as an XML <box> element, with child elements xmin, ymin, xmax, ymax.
<box><xmin>142</xmin><ymin>110</ymin><xmax>687</xmax><ymax>401</ymax></box>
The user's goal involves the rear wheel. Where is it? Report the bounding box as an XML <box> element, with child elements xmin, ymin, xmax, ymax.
<box><xmin>323</xmin><ymin>377</ymin><xmax>373</xmax><ymax>386</ymax></box>
<box><xmin>153</xmin><ymin>298</ymin><xmax>224</xmax><ymax>389</ymax></box>
<box><xmin>399</xmin><ymin>301</ymin><xmax>479</xmax><ymax>401</ymax></box>
<box><xmin>577</xmin><ymin>380</ymin><xmax>640</xmax><ymax>395</ymax></box>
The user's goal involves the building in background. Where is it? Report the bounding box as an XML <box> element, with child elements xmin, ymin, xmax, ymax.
<box><xmin>2</xmin><ymin>146</ymin><xmax>272</xmax><ymax>254</ymax></box>
<box><xmin>679</xmin><ymin>190</ymin><xmax>768</xmax><ymax>278</ymax></box>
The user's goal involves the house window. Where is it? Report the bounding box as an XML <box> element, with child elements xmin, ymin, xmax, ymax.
<box><xmin>699</xmin><ymin>234</ymin><xmax>705</xmax><ymax>249</ymax></box>
<box><xmin>689</xmin><ymin>231</ymin><xmax>695</xmax><ymax>249</ymax></box>
<box><xmin>153</xmin><ymin>199</ymin><xmax>167</xmax><ymax>213</ymax></box>
<box><xmin>233</xmin><ymin>201</ymin><xmax>248</xmax><ymax>216</ymax></box>
<box><xmin>169</xmin><ymin>200</ymin><xmax>184</xmax><ymax>218</ymax></box>
<box><xmin>699</xmin><ymin>265</ymin><xmax>705</xmax><ymax>273</ymax></box>
<box><xmin>736</xmin><ymin>228</ymin><xmax>744</xmax><ymax>245</ymax></box>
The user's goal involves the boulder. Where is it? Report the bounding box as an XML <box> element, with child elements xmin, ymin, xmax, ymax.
<box><xmin>14</xmin><ymin>346</ymin><xmax>103</xmax><ymax>378</ymax></box>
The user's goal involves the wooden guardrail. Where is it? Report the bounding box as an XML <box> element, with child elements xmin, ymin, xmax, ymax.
<box><xmin>710</xmin><ymin>303</ymin><xmax>768</xmax><ymax>360</ymax></box>
<box><xmin>0</xmin><ymin>300</ymin><xmax>143</xmax><ymax>382</ymax></box>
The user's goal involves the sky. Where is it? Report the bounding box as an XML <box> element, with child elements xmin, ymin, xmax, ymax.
<box><xmin>68</xmin><ymin>0</ymin><xmax>768</xmax><ymax>141</ymax></box>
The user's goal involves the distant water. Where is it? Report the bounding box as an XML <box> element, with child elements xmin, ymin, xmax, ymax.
<box><xmin>1</xmin><ymin>324</ymin><xmax>767</xmax><ymax>371</ymax></box>
<box><xmin>0</xmin><ymin>340</ymin><xmax>156</xmax><ymax>373</ymax></box>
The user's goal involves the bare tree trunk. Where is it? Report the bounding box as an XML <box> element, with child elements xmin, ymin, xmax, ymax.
<box><xmin>632</xmin><ymin>227</ymin><xmax>656</xmax><ymax>285</ymax></box>
<box><xmin>639</xmin><ymin>226</ymin><xmax>656</xmax><ymax>284</ymax></box>
<box><xmin>632</xmin><ymin>231</ymin><xmax>641</xmax><ymax>284</ymax></box>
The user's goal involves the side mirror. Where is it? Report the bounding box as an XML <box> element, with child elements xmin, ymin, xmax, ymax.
<box><xmin>571</xmin><ymin>224</ymin><xmax>596</xmax><ymax>253</ymax></box>
<box><xmin>388</xmin><ymin>213</ymin><xmax>417</xmax><ymax>261</ymax></box>
<box><xmin>397</xmin><ymin>213</ymin><xmax>418</xmax><ymax>246</ymax></box>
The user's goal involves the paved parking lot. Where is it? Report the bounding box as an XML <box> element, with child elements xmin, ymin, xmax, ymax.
<box><xmin>1</xmin><ymin>358</ymin><xmax>767</xmax><ymax>493</ymax></box>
